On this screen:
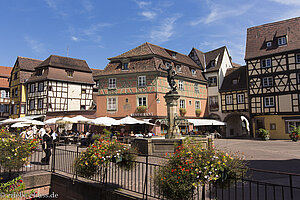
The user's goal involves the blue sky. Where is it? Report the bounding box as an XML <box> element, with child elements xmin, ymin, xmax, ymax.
<box><xmin>1</xmin><ymin>0</ymin><xmax>300</xmax><ymax>69</ymax></box>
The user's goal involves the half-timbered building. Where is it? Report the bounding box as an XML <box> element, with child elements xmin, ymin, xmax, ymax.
<box><xmin>26</xmin><ymin>55</ymin><xmax>95</xmax><ymax>117</ymax></box>
<box><xmin>9</xmin><ymin>57</ymin><xmax>42</xmax><ymax>118</ymax></box>
<box><xmin>219</xmin><ymin>66</ymin><xmax>250</xmax><ymax>137</ymax></box>
<box><xmin>189</xmin><ymin>47</ymin><xmax>235</xmax><ymax>121</ymax></box>
<box><xmin>0</xmin><ymin>66</ymin><xmax>12</xmax><ymax>120</ymax></box>
<box><xmin>245</xmin><ymin>17</ymin><xmax>300</xmax><ymax>139</ymax></box>
<box><xmin>94</xmin><ymin>42</ymin><xmax>207</xmax><ymax>134</ymax></box>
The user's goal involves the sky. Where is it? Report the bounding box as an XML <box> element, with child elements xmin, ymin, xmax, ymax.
<box><xmin>0</xmin><ymin>0</ymin><xmax>300</xmax><ymax>69</ymax></box>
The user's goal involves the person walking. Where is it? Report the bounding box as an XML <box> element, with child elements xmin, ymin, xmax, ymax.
<box><xmin>41</xmin><ymin>126</ymin><xmax>53</xmax><ymax>165</ymax></box>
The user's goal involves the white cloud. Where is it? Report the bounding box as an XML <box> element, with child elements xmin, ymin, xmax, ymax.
<box><xmin>25</xmin><ymin>36</ymin><xmax>46</xmax><ymax>54</ymax></box>
<box><xmin>150</xmin><ymin>15</ymin><xmax>180</xmax><ymax>44</ymax></box>
<box><xmin>135</xmin><ymin>1</ymin><xmax>151</xmax><ymax>8</ymax></box>
<box><xmin>81</xmin><ymin>0</ymin><xmax>93</xmax><ymax>12</ymax></box>
<box><xmin>191</xmin><ymin>4</ymin><xmax>252</xmax><ymax>25</ymax></box>
<box><xmin>71</xmin><ymin>36</ymin><xmax>79</xmax><ymax>41</ymax></box>
<box><xmin>83</xmin><ymin>23</ymin><xmax>112</xmax><ymax>36</ymax></box>
<box><xmin>269</xmin><ymin>0</ymin><xmax>300</xmax><ymax>5</ymax></box>
<box><xmin>45</xmin><ymin>0</ymin><xmax>57</xmax><ymax>9</ymax></box>
<box><xmin>140</xmin><ymin>11</ymin><xmax>157</xmax><ymax>20</ymax></box>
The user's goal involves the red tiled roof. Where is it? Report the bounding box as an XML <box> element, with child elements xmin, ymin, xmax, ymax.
<box><xmin>17</xmin><ymin>56</ymin><xmax>43</xmax><ymax>71</ymax></box>
<box><xmin>0</xmin><ymin>66</ymin><xmax>11</xmax><ymax>88</ymax></box>
<box><xmin>245</xmin><ymin>17</ymin><xmax>300</xmax><ymax>60</ymax></box>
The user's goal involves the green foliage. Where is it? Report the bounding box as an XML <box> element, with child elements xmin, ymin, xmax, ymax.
<box><xmin>154</xmin><ymin>139</ymin><xmax>247</xmax><ymax>200</ymax></box>
<box><xmin>136</xmin><ymin>106</ymin><xmax>147</xmax><ymax>113</ymax></box>
<box><xmin>256</xmin><ymin>128</ymin><xmax>270</xmax><ymax>140</ymax></box>
<box><xmin>195</xmin><ymin>109</ymin><xmax>201</xmax><ymax>117</ymax></box>
<box><xmin>0</xmin><ymin>176</ymin><xmax>35</xmax><ymax>199</ymax></box>
<box><xmin>179</xmin><ymin>108</ymin><xmax>187</xmax><ymax>117</ymax></box>
<box><xmin>92</xmin><ymin>134</ymin><xmax>101</xmax><ymax>141</ymax></box>
<box><xmin>289</xmin><ymin>126</ymin><xmax>300</xmax><ymax>142</ymax></box>
<box><xmin>74</xmin><ymin>138</ymin><xmax>137</xmax><ymax>178</ymax></box>
<box><xmin>0</xmin><ymin>128</ymin><xmax>39</xmax><ymax>171</ymax></box>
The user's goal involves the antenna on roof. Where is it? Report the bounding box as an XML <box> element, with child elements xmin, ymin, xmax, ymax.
<box><xmin>67</xmin><ymin>46</ymin><xmax>69</xmax><ymax>57</ymax></box>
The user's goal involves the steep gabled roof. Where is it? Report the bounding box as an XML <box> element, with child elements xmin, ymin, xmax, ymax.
<box><xmin>109</xmin><ymin>42</ymin><xmax>199</xmax><ymax>68</ymax></box>
<box><xmin>219</xmin><ymin>66</ymin><xmax>247</xmax><ymax>92</ymax></box>
<box><xmin>204</xmin><ymin>46</ymin><xmax>227</xmax><ymax>72</ymax></box>
<box><xmin>0</xmin><ymin>66</ymin><xmax>12</xmax><ymax>77</ymax></box>
<box><xmin>16</xmin><ymin>57</ymin><xmax>43</xmax><ymax>71</ymax></box>
<box><xmin>245</xmin><ymin>17</ymin><xmax>300</xmax><ymax>60</ymax></box>
<box><xmin>38</xmin><ymin>55</ymin><xmax>92</xmax><ymax>73</ymax></box>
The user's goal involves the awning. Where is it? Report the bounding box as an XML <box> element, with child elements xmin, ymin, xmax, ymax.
<box><xmin>188</xmin><ymin>119</ymin><xmax>226</xmax><ymax>126</ymax></box>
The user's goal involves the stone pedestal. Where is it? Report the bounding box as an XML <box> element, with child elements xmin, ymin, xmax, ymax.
<box><xmin>164</xmin><ymin>92</ymin><xmax>181</xmax><ymax>139</ymax></box>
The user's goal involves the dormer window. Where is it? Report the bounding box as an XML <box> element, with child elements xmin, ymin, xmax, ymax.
<box><xmin>266</xmin><ymin>41</ymin><xmax>272</xmax><ymax>48</ymax></box>
<box><xmin>232</xmin><ymin>79</ymin><xmax>238</xmax><ymax>85</ymax></box>
<box><xmin>191</xmin><ymin>69</ymin><xmax>196</xmax><ymax>75</ymax></box>
<box><xmin>66</xmin><ymin>70</ymin><xmax>74</xmax><ymax>77</ymax></box>
<box><xmin>278</xmin><ymin>36</ymin><xmax>287</xmax><ymax>46</ymax></box>
<box><xmin>122</xmin><ymin>63</ymin><xmax>128</xmax><ymax>70</ymax></box>
<box><xmin>211</xmin><ymin>60</ymin><xmax>215</xmax><ymax>67</ymax></box>
<box><xmin>176</xmin><ymin>65</ymin><xmax>181</xmax><ymax>72</ymax></box>
<box><xmin>36</xmin><ymin>69</ymin><xmax>43</xmax><ymax>76</ymax></box>
<box><xmin>172</xmin><ymin>52</ymin><xmax>176</xmax><ymax>58</ymax></box>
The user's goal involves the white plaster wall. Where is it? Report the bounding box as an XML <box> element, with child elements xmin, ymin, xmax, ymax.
<box><xmin>69</xmin><ymin>99</ymin><xmax>80</xmax><ymax>110</ymax></box>
<box><xmin>218</xmin><ymin>48</ymin><xmax>233</xmax><ymax>89</ymax></box>
<box><xmin>68</xmin><ymin>84</ymin><xmax>81</xmax><ymax>98</ymax></box>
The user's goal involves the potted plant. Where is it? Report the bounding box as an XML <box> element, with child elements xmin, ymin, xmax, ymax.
<box><xmin>179</xmin><ymin>108</ymin><xmax>187</xmax><ymax>117</ymax></box>
<box><xmin>195</xmin><ymin>109</ymin><xmax>201</xmax><ymax>117</ymax></box>
<box><xmin>256</xmin><ymin>128</ymin><xmax>270</xmax><ymax>140</ymax></box>
<box><xmin>289</xmin><ymin>126</ymin><xmax>300</xmax><ymax>142</ymax></box>
<box><xmin>136</xmin><ymin>105</ymin><xmax>147</xmax><ymax>113</ymax></box>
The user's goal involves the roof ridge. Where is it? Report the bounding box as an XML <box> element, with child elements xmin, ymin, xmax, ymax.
<box><xmin>48</xmin><ymin>54</ymin><xmax>86</xmax><ymax>62</ymax></box>
<box><xmin>145</xmin><ymin>42</ymin><xmax>155</xmax><ymax>55</ymax></box>
<box><xmin>248</xmin><ymin>17</ymin><xmax>300</xmax><ymax>30</ymax></box>
<box><xmin>18</xmin><ymin>56</ymin><xmax>43</xmax><ymax>61</ymax></box>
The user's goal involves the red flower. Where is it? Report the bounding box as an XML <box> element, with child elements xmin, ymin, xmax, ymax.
<box><xmin>19</xmin><ymin>180</ymin><xmax>23</xmax><ymax>183</ymax></box>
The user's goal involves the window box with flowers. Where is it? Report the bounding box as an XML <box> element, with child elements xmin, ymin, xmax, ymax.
<box><xmin>136</xmin><ymin>105</ymin><xmax>147</xmax><ymax>113</ymax></box>
<box><xmin>195</xmin><ymin>109</ymin><xmax>201</xmax><ymax>117</ymax></box>
<box><xmin>179</xmin><ymin>108</ymin><xmax>187</xmax><ymax>117</ymax></box>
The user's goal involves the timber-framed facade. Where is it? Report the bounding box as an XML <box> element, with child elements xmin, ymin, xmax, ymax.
<box><xmin>245</xmin><ymin>17</ymin><xmax>300</xmax><ymax>139</ymax></box>
<box><xmin>26</xmin><ymin>55</ymin><xmax>95</xmax><ymax>117</ymax></box>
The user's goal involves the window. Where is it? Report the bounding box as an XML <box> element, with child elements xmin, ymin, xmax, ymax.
<box><xmin>138</xmin><ymin>76</ymin><xmax>146</xmax><ymax>87</ymax></box>
<box><xmin>179</xmin><ymin>80</ymin><xmax>184</xmax><ymax>91</ymax></box>
<box><xmin>1</xmin><ymin>90</ymin><xmax>6</xmax><ymax>98</ymax></box>
<box><xmin>48</xmin><ymin>103</ymin><xmax>52</xmax><ymax>109</ymax></box>
<box><xmin>194</xmin><ymin>83</ymin><xmax>199</xmax><ymax>93</ymax></box>
<box><xmin>296</xmin><ymin>54</ymin><xmax>300</xmax><ymax>63</ymax></box>
<box><xmin>122</xmin><ymin>63</ymin><xmax>128</xmax><ymax>70</ymax></box>
<box><xmin>209</xmin><ymin>96</ymin><xmax>219</xmax><ymax>111</ymax></box>
<box><xmin>14</xmin><ymin>105</ymin><xmax>17</xmax><ymax>114</ymax></box>
<box><xmin>107</xmin><ymin>98</ymin><xmax>117</xmax><ymax>111</ymax></box>
<box><xmin>262</xmin><ymin>77</ymin><xmax>273</xmax><ymax>87</ymax></box>
<box><xmin>287</xmin><ymin>121</ymin><xmax>300</xmax><ymax>133</ymax></box>
<box><xmin>298</xmin><ymin>73</ymin><xmax>300</xmax><ymax>84</ymax></box>
<box><xmin>278</xmin><ymin>36</ymin><xmax>287</xmax><ymax>46</ymax></box>
<box><xmin>38</xmin><ymin>82</ymin><xmax>44</xmax><ymax>92</ymax></box>
<box><xmin>237</xmin><ymin>94</ymin><xmax>245</xmax><ymax>104</ymax></box>
<box><xmin>38</xmin><ymin>99</ymin><xmax>43</xmax><ymax>109</ymax></box>
<box><xmin>15</xmin><ymin>88</ymin><xmax>18</xmax><ymax>97</ymax></box>
<box><xmin>226</xmin><ymin>95</ymin><xmax>233</xmax><ymax>105</ymax></box>
<box><xmin>266</xmin><ymin>41</ymin><xmax>272</xmax><ymax>48</ymax></box>
<box><xmin>36</xmin><ymin>69</ymin><xmax>43</xmax><ymax>76</ymax></box>
<box><xmin>176</xmin><ymin>65</ymin><xmax>181</xmax><ymax>72</ymax></box>
<box><xmin>80</xmin><ymin>105</ymin><xmax>86</xmax><ymax>110</ymax></box>
<box><xmin>81</xmin><ymin>89</ymin><xmax>86</xmax><ymax>94</ymax></box>
<box><xmin>166</xmin><ymin>62</ymin><xmax>172</xmax><ymax>68</ymax></box>
<box><xmin>191</xmin><ymin>69</ymin><xmax>196</xmax><ymax>75</ymax></box>
<box><xmin>14</xmin><ymin>72</ymin><xmax>17</xmax><ymax>80</ymax></box>
<box><xmin>5</xmin><ymin>91</ymin><xmax>9</xmax><ymax>98</ymax></box>
<box><xmin>30</xmin><ymin>84</ymin><xmax>35</xmax><ymax>93</ymax></box>
<box><xmin>189</xmin><ymin>100</ymin><xmax>192</xmax><ymax>106</ymax></box>
<box><xmin>48</xmin><ymin>86</ymin><xmax>52</xmax><ymax>91</ymax></box>
<box><xmin>264</xmin><ymin>96</ymin><xmax>274</xmax><ymax>107</ymax></box>
<box><xmin>108</xmin><ymin>78</ymin><xmax>116</xmax><ymax>89</ymax></box>
<box><xmin>138</xmin><ymin>97</ymin><xmax>147</xmax><ymax>106</ymax></box>
<box><xmin>30</xmin><ymin>100</ymin><xmax>35</xmax><ymax>110</ymax></box>
<box><xmin>232</xmin><ymin>79</ymin><xmax>238</xmax><ymax>85</ymax></box>
<box><xmin>125</xmin><ymin>98</ymin><xmax>128</xmax><ymax>103</ymax></box>
<box><xmin>11</xmin><ymin>89</ymin><xmax>14</xmax><ymax>97</ymax></box>
<box><xmin>270</xmin><ymin>123</ymin><xmax>276</xmax><ymax>130</ymax></box>
<box><xmin>67</xmin><ymin>70</ymin><xmax>74</xmax><ymax>77</ymax></box>
<box><xmin>208</xmin><ymin>77</ymin><xmax>217</xmax><ymax>87</ymax></box>
<box><xmin>180</xmin><ymin>99</ymin><xmax>185</xmax><ymax>109</ymax></box>
<box><xmin>20</xmin><ymin>105</ymin><xmax>25</xmax><ymax>114</ymax></box>
<box><xmin>195</xmin><ymin>101</ymin><xmax>200</xmax><ymax>109</ymax></box>
<box><xmin>261</xmin><ymin>58</ymin><xmax>272</xmax><ymax>68</ymax></box>
<box><xmin>211</xmin><ymin>60</ymin><xmax>215</xmax><ymax>67</ymax></box>
<box><xmin>172</xmin><ymin>52</ymin><xmax>176</xmax><ymax>58</ymax></box>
